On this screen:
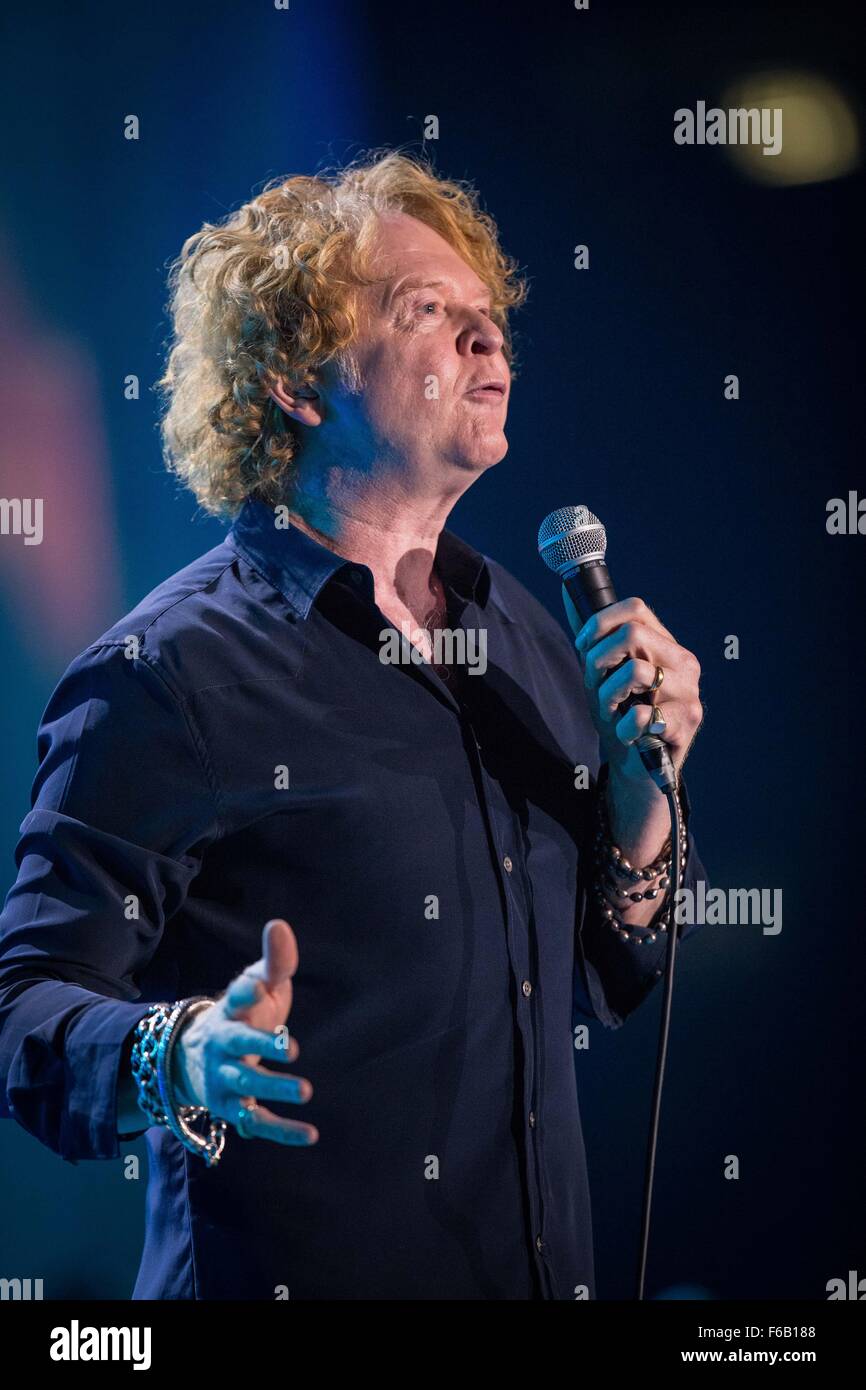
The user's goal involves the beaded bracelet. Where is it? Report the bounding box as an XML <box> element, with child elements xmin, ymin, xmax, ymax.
<box><xmin>592</xmin><ymin>775</ymin><xmax>687</xmax><ymax>945</ymax></box>
<box><xmin>130</xmin><ymin>998</ymin><xmax>227</xmax><ymax>1167</ymax></box>
<box><xmin>593</xmin><ymin>881</ymin><xmax>674</xmax><ymax>944</ymax></box>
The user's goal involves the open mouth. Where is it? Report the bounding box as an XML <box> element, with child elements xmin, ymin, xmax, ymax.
<box><xmin>464</xmin><ymin>381</ymin><xmax>506</xmax><ymax>400</ymax></box>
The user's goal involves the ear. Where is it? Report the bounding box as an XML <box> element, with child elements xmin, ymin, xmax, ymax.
<box><xmin>263</xmin><ymin>373</ymin><xmax>325</xmax><ymax>428</ymax></box>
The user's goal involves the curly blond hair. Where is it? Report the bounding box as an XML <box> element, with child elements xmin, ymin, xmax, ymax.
<box><xmin>157</xmin><ymin>148</ymin><xmax>528</xmax><ymax>517</ymax></box>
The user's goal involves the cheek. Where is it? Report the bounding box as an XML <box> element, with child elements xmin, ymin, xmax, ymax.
<box><xmin>394</xmin><ymin>355</ymin><xmax>458</xmax><ymax>417</ymax></box>
<box><xmin>357</xmin><ymin>335</ymin><xmax>460</xmax><ymax>424</ymax></box>
<box><xmin>423</xmin><ymin>353</ymin><xmax>462</xmax><ymax>409</ymax></box>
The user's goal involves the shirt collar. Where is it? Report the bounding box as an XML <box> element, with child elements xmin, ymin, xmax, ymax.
<box><xmin>226</xmin><ymin>497</ymin><xmax>499</xmax><ymax>621</ymax></box>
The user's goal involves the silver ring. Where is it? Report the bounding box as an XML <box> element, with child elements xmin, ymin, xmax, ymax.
<box><xmin>647</xmin><ymin>704</ymin><xmax>667</xmax><ymax>735</ymax></box>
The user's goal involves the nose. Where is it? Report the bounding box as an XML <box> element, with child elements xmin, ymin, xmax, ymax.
<box><xmin>456</xmin><ymin>307</ymin><xmax>505</xmax><ymax>357</ymax></box>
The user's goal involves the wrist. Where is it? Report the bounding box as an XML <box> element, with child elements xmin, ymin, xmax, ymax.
<box><xmin>169</xmin><ymin>1012</ymin><xmax>204</xmax><ymax>1109</ymax></box>
<box><xmin>604</xmin><ymin>767</ymin><xmax>670</xmax><ymax>865</ymax></box>
<box><xmin>591</xmin><ymin>765</ymin><xmax>688</xmax><ymax>947</ymax></box>
<box><xmin>130</xmin><ymin>999</ymin><xmax>226</xmax><ymax>1167</ymax></box>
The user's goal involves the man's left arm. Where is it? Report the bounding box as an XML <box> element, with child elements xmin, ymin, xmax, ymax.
<box><xmin>573</xmin><ymin>767</ymin><xmax>707</xmax><ymax>1028</ymax></box>
<box><xmin>566</xmin><ymin>593</ymin><xmax>708</xmax><ymax>1028</ymax></box>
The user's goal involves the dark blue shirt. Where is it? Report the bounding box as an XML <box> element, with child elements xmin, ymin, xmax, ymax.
<box><xmin>0</xmin><ymin>497</ymin><xmax>705</xmax><ymax>1300</ymax></box>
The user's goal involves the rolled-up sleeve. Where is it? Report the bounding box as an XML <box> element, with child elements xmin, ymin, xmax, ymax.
<box><xmin>573</xmin><ymin>767</ymin><xmax>708</xmax><ymax>1030</ymax></box>
<box><xmin>0</xmin><ymin>641</ymin><xmax>220</xmax><ymax>1162</ymax></box>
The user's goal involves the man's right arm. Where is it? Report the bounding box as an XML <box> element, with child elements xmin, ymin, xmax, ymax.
<box><xmin>0</xmin><ymin>640</ymin><xmax>221</xmax><ymax>1161</ymax></box>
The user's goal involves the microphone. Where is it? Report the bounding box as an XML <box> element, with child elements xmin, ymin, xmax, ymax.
<box><xmin>537</xmin><ymin>504</ymin><xmax>676</xmax><ymax>793</ymax></box>
<box><xmin>539</xmin><ymin>503</ymin><xmax>687</xmax><ymax>1302</ymax></box>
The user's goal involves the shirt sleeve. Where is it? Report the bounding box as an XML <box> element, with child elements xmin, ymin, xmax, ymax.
<box><xmin>0</xmin><ymin>641</ymin><xmax>221</xmax><ymax>1162</ymax></box>
<box><xmin>572</xmin><ymin>766</ymin><xmax>708</xmax><ymax>1030</ymax></box>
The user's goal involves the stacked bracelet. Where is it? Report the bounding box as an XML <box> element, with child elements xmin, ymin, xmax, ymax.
<box><xmin>130</xmin><ymin>998</ymin><xmax>227</xmax><ymax>1167</ymax></box>
<box><xmin>592</xmin><ymin>778</ymin><xmax>687</xmax><ymax>945</ymax></box>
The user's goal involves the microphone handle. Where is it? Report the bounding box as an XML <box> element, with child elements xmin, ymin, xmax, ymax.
<box><xmin>564</xmin><ymin>560</ymin><xmax>676</xmax><ymax>793</ymax></box>
<box><xmin>562</xmin><ymin>558</ymin><xmax>617</xmax><ymax>625</ymax></box>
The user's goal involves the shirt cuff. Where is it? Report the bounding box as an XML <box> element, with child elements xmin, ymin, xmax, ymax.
<box><xmin>5</xmin><ymin>989</ymin><xmax>153</xmax><ymax>1163</ymax></box>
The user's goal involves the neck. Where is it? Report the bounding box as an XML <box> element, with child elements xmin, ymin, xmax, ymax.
<box><xmin>282</xmin><ymin>458</ymin><xmax>466</xmax><ymax>619</ymax></box>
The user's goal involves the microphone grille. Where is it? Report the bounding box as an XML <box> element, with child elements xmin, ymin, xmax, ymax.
<box><xmin>537</xmin><ymin>505</ymin><xmax>607</xmax><ymax>575</ymax></box>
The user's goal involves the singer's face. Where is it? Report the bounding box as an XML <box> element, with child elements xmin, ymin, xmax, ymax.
<box><xmin>332</xmin><ymin>212</ymin><xmax>511</xmax><ymax>478</ymax></box>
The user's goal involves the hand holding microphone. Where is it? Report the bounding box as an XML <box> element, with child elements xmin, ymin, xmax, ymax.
<box><xmin>538</xmin><ymin>506</ymin><xmax>703</xmax><ymax>797</ymax></box>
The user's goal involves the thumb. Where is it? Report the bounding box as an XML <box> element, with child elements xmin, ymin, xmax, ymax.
<box><xmin>221</xmin><ymin>919</ymin><xmax>298</xmax><ymax>1019</ymax></box>
<box><xmin>262</xmin><ymin>918</ymin><xmax>298</xmax><ymax>991</ymax></box>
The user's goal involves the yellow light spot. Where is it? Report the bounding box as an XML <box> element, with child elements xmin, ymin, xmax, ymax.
<box><xmin>722</xmin><ymin>71</ymin><xmax>860</xmax><ymax>185</ymax></box>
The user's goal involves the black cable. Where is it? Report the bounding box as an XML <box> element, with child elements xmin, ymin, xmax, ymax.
<box><xmin>635</xmin><ymin>777</ymin><xmax>684</xmax><ymax>1301</ymax></box>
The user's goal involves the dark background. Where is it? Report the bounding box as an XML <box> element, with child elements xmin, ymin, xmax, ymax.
<box><xmin>0</xmin><ymin>0</ymin><xmax>862</xmax><ymax>1299</ymax></box>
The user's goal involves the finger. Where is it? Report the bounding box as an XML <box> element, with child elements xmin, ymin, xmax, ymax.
<box><xmin>262</xmin><ymin>918</ymin><xmax>298</xmax><ymax>992</ymax></box>
<box><xmin>219</xmin><ymin>1022</ymin><xmax>294</xmax><ymax>1062</ymax></box>
<box><xmin>597</xmin><ymin>657</ymin><xmax>687</xmax><ymax>720</ymax></box>
<box><xmin>229</xmin><ymin>1102</ymin><xmax>319</xmax><ymax>1146</ymax></box>
<box><xmin>574</xmin><ymin>597</ymin><xmax>674</xmax><ymax>655</ymax></box>
<box><xmin>584</xmin><ymin>624</ymin><xmax>684</xmax><ymax>692</ymax></box>
<box><xmin>614</xmin><ymin>700</ymin><xmax>687</xmax><ymax>749</ymax></box>
<box><xmin>226</xmin><ymin>1025</ymin><xmax>300</xmax><ymax>1063</ymax></box>
<box><xmin>217</xmin><ymin>1060</ymin><xmax>312</xmax><ymax>1104</ymax></box>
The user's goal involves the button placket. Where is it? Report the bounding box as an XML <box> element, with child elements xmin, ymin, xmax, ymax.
<box><xmin>460</xmin><ymin>710</ymin><xmax>555</xmax><ymax>1296</ymax></box>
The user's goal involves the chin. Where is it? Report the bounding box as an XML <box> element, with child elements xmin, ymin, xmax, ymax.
<box><xmin>455</xmin><ymin>433</ymin><xmax>509</xmax><ymax>473</ymax></box>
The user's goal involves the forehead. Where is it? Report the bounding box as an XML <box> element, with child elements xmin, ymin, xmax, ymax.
<box><xmin>367</xmin><ymin>212</ymin><xmax>490</xmax><ymax>302</ymax></box>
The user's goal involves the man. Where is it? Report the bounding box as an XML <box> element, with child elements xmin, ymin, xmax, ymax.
<box><xmin>0</xmin><ymin>151</ymin><xmax>705</xmax><ymax>1300</ymax></box>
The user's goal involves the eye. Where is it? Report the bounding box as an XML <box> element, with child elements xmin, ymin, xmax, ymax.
<box><xmin>420</xmin><ymin>300</ymin><xmax>441</xmax><ymax>315</ymax></box>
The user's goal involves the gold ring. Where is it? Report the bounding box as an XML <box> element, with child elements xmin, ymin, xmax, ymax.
<box><xmin>648</xmin><ymin>705</ymin><xmax>666</xmax><ymax>735</ymax></box>
<box><xmin>650</xmin><ymin>665</ymin><xmax>665</xmax><ymax>693</ymax></box>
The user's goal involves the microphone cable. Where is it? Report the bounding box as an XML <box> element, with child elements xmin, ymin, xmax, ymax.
<box><xmin>538</xmin><ymin>504</ymin><xmax>688</xmax><ymax>1302</ymax></box>
<box><xmin>635</xmin><ymin>774</ymin><xmax>684</xmax><ymax>1300</ymax></box>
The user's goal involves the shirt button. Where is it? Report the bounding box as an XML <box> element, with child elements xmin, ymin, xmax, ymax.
<box><xmin>503</xmin><ymin>855</ymin><xmax>513</xmax><ymax>873</ymax></box>
<box><xmin>349</xmin><ymin>569</ymin><xmax>364</xmax><ymax>586</ymax></box>
<box><xmin>536</xmin><ymin>1234</ymin><xmax>544</xmax><ymax>1253</ymax></box>
<box><xmin>529</xmin><ymin>1110</ymin><xmax>536</xmax><ymax>1128</ymax></box>
<box><xmin>522</xmin><ymin>980</ymin><xmax>532</xmax><ymax>998</ymax></box>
